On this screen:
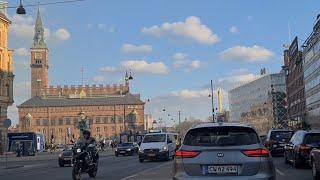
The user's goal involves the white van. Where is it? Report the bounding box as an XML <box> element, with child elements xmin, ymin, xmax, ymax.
<box><xmin>138</xmin><ymin>133</ymin><xmax>176</xmax><ymax>163</ymax></box>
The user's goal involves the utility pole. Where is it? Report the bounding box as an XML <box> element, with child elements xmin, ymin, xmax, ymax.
<box><xmin>178</xmin><ymin>110</ymin><xmax>181</xmax><ymax>125</ymax></box>
<box><xmin>211</xmin><ymin>80</ymin><xmax>215</xmax><ymax>123</ymax></box>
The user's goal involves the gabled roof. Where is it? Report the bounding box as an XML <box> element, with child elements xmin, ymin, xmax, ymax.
<box><xmin>18</xmin><ymin>94</ymin><xmax>145</xmax><ymax>108</ymax></box>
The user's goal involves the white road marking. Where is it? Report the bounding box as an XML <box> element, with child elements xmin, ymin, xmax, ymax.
<box><xmin>276</xmin><ymin>168</ymin><xmax>285</xmax><ymax>176</ymax></box>
<box><xmin>120</xmin><ymin>161</ymin><xmax>171</xmax><ymax>180</ymax></box>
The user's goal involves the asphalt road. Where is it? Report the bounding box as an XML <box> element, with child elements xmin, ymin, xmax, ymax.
<box><xmin>0</xmin><ymin>155</ymin><xmax>313</xmax><ymax>180</ymax></box>
<box><xmin>0</xmin><ymin>153</ymin><xmax>169</xmax><ymax>180</ymax></box>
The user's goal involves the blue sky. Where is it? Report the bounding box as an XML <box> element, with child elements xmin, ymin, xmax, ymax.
<box><xmin>7</xmin><ymin>0</ymin><xmax>320</xmax><ymax>125</ymax></box>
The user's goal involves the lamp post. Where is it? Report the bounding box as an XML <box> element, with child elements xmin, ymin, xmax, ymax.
<box><xmin>208</xmin><ymin>80</ymin><xmax>215</xmax><ymax>123</ymax></box>
<box><xmin>78</xmin><ymin>111</ymin><xmax>88</xmax><ymax>138</ymax></box>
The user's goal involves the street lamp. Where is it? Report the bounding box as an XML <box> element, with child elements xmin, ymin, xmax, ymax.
<box><xmin>208</xmin><ymin>80</ymin><xmax>215</xmax><ymax>123</ymax></box>
<box><xmin>128</xmin><ymin>69</ymin><xmax>133</xmax><ymax>80</ymax></box>
<box><xmin>16</xmin><ymin>0</ymin><xmax>26</xmax><ymax>15</ymax></box>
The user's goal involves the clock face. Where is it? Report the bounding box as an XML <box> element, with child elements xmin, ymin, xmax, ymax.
<box><xmin>35</xmin><ymin>52</ymin><xmax>42</xmax><ymax>59</ymax></box>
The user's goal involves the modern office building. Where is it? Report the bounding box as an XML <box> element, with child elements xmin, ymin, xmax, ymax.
<box><xmin>228</xmin><ymin>72</ymin><xmax>286</xmax><ymax>135</ymax></box>
<box><xmin>302</xmin><ymin>14</ymin><xmax>320</xmax><ymax>128</ymax></box>
<box><xmin>283</xmin><ymin>37</ymin><xmax>306</xmax><ymax>126</ymax></box>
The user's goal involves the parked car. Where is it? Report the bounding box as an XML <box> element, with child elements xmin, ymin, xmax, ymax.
<box><xmin>115</xmin><ymin>142</ymin><xmax>139</xmax><ymax>156</ymax></box>
<box><xmin>58</xmin><ymin>149</ymin><xmax>73</xmax><ymax>167</ymax></box>
<box><xmin>284</xmin><ymin>130</ymin><xmax>320</xmax><ymax>168</ymax></box>
<box><xmin>138</xmin><ymin>133</ymin><xmax>176</xmax><ymax>162</ymax></box>
<box><xmin>310</xmin><ymin>146</ymin><xmax>320</xmax><ymax>180</ymax></box>
<box><xmin>264</xmin><ymin>129</ymin><xmax>294</xmax><ymax>156</ymax></box>
<box><xmin>173</xmin><ymin>123</ymin><xmax>275</xmax><ymax>179</ymax></box>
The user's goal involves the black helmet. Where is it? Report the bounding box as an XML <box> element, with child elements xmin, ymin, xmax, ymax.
<box><xmin>83</xmin><ymin>130</ymin><xmax>91</xmax><ymax>136</ymax></box>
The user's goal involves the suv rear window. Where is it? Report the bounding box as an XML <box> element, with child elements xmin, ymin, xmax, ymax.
<box><xmin>184</xmin><ymin>126</ymin><xmax>260</xmax><ymax>146</ymax></box>
<box><xmin>304</xmin><ymin>133</ymin><xmax>320</xmax><ymax>144</ymax></box>
<box><xmin>270</xmin><ymin>131</ymin><xmax>293</xmax><ymax>142</ymax></box>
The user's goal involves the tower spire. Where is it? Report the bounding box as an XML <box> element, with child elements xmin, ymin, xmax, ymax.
<box><xmin>33</xmin><ymin>5</ymin><xmax>46</xmax><ymax>48</ymax></box>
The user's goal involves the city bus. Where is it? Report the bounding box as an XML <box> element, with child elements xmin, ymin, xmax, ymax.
<box><xmin>8</xmin><ymin>132</ymin><xmax>45</xmax><ymax>156</ymax></box>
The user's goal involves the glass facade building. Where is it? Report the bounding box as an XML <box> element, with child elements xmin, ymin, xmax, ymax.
<box><xmin>228</xmin><ymin>73</ymin><xmax>286</xmax><ymax>123</ymax></box>
<box><xmin>302</xmin><ymin>16</ymin><xmax>320</xmax><ymax>128</ymax></box>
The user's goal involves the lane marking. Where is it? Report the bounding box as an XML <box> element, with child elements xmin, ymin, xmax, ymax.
<box><xmin>276</xmin><ymin>168</ymin><xmax>285</xmax><ymax>176</ymax></box>
<box><xmin>120</xmin><ymin>161</ymin><xmax>171</xmax><ymax>180</ymax></box>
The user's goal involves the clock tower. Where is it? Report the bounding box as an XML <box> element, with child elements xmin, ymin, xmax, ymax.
<box><xmin>30</xmin><ymin>7</ymin><xmax>48</xmax><ymax>97</ymax></box>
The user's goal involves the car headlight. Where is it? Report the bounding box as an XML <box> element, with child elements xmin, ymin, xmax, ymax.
<box><xmin>139</xmin><ymin>148</ymin><xmax>143</xmax><ymax>153</ymax></box>
<box><xmin>76</xmin><ymin>148</ymin><xmax>81</xmax><ymax>153</ymax></box>
<box><xmin>126</xmin><ymin>148</ymin><xmax>132</xmax><ymax>151</ymax></box>
<box><xmin>162</xmin><ymin>145</ymin><xmax>168</xmax><ymax>152</ymax></box>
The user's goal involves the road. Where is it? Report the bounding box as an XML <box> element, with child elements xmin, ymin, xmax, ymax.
<box><xmin>0</xmin><ymin>154</ymin><xmax>313</xmax><ymax>180</ymax></box>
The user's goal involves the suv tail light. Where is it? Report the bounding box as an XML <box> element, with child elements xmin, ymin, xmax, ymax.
<box><xmin>175</xmin><ymin>150</ymin><xmax>200</xmax><ymax>158</ymax></box>
<box><xmin>241</xmin><ymin>148</ymin><xmax>269</xmax><ymax>157</ymax></box>
<box><xmin>299</xmin><ymin>144</ymin><xmax>311</xmax><ymax>153</ymax></box>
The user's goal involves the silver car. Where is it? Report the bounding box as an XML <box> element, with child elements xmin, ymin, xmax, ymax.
<box><xmin>173</xmin><ymin>123</ymin><xmax>275</xmax><ymax>180</ymax></box>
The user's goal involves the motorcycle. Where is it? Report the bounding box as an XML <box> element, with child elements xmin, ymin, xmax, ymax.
<box><xmin>72</xmin><ymin>141</ymin><xmax>99</xmax><ymax>180</ymax></box>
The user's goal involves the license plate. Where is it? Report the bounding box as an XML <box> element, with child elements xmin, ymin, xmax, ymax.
<box><xmin>120</xmin><ymin>151</ymin><xmax>125</xmax><ymax>153</ymax></box>
<box><xmin>148</xmin><ymin>153</ymin><xmax>156</xmax><ymax>157</ymax></box>
<box><xmin>64</xmin><ymin>158</ymin><xmax>71</xmax><ymax>160</ymax></box>
<box><xmin>205</xmin><ymin>165</ymin><xmax>238</xmax><ymax>174</ymax></box>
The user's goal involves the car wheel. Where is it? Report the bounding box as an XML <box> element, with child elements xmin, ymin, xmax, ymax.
<box><xmin>59</xmin><ymin>163</ymin><xmax>64</xmax><ymax>167</ymax></box>
<box><xmin>284</xmin><ymin>152</ymin><xmax>290</xmax><ymax>164</ymax></box>
<box><xmin>312</xmin><ymin>160</ymin><xmax>320</xmax><ymax>180</ymax></box>
<box><xmin>139</xmin><ymin>158</ymin><xmax>144</xmax><ymax>163</ymax></box>
<box><xmin>166</xmin><ymin>151</ymin><xmax>170</xmax><ymax>161</ymax></box>
<box><xmin>293</xmin><ymin>153</ymin><xmax>301</xmax><ymax>168</ymax></box>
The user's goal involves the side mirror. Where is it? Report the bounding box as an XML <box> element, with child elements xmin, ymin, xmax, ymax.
<box><xmin>167</xmin><ymin>140</ymin><xmax>173</xmax><ymax>144</ymax></box>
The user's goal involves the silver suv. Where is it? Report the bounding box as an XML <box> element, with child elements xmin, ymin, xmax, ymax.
<box><xmin>173</xmin><ymin>123</ymin><xmax>275</xmax><ymax>180</ymax></box>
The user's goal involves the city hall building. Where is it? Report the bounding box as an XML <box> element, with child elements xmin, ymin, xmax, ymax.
<box><xmin>17</xmin><ymin>9</ymin><xmax>145</xmax><ymax>145</ymax></box>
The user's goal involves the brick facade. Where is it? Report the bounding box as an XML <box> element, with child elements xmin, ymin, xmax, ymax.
<box><xmin>18</xmin><ymin>103</ymin><xmax>144</xmax><ymax>144</ymax></box>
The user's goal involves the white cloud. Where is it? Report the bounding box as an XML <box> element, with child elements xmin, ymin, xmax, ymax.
<box><xmin>173</xmin><ymin>53</ymin><xmax>188</xmax><ymax>68</ymax></box>
<box><xmin>173</xmin><ymin>53</ymin><xmax>202</xmax><ymax>71</ymax></box>
<box><xmin>10</xmin><ymin>15</ymin><xmax>34</xmax><ymax>39</ymax></box>
<box><xmin>142</xmin><ymin>16</ymin><xmax>219</xmax><ymax>45</ymax></box>
<box><xmin>170</xmin><ymin>89</ymin><xmax>210</xmax><ymax>99</ymax></box>
<box><xmin>121</xmin><ymin>60</ymin><xmax>169</xmax><ymax>74</ymax></box>
<box><xmin>121</xmin><ymin>44</ymin><xmax>153</xmax><ymax>54</ymax></box>
<box><xmin>9</xmin><ymin>14</ymin><xmax>70</xmax><ymax>43</ymax></box>
<box><xmin>190</xmin><ymin>60</ymin><xmax>201</xmax><ymax>70</ymax></box>
<box><xmin>15</xmin><ymin>48</ymin><xmax>28</xmax><ymax>57</ymax></box>
<box><xmin>98</xmin><ymin>23</ymin><xmax>107</xmax><ymax>30</ymax></box>
<box><xmin>145</xmin><ymin>71</ymin><xmax>260</xmax><ymax>124</ymax></box>
<box><xmin>229</xmin><ymin>26</ymin><xmax>238</xmax><ymax>33</ymax></box>
<box><xmin>219</xmin><ymin>45</ymin><xmax>274</xmax><ymax>62</ymax></box>
<box><xmin>93</xmin><ymin>75</ymin><xmax>106</xmax><ymax>82</ymax></box>
<box><xmin>100</xmin><ymin>66</ymin><xmax>119</xmax><ymax>73</ymax></box>
<box><xmin>54</xmin><ymin>28</ymin><xmax>71</xmax><ymax>41</ymax></box>
<box><xmin>8</xmin><ymin>81</ymin><xmax>31</xmax><ymax>124</ymax></box>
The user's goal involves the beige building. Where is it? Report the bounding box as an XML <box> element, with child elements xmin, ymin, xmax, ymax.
<box><xmin>0</xmin><ymin>2</ymin><xmax>14</xmax><ymax>154</ymax></box>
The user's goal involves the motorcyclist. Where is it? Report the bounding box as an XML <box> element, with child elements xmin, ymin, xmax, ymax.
<box><xmin>81</xmin><ymin>130</ymin><xmax>98</xmax><ymax>165</ymax></box>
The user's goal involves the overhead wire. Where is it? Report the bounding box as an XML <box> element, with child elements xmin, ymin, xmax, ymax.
<box><xmin>7</xmin><ymin>0</ymin><xmax>88</xmax><ymax>9</ymax></box>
